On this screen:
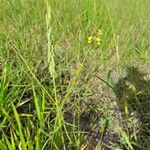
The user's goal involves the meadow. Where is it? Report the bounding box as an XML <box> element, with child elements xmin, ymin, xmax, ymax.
<box><xmin>0</xmin><ymin>0</ymin><xmax>150</xmax><ymax>149</ymax></box>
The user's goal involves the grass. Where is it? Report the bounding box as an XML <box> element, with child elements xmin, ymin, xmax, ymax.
<box><xmin>0</xmin><ymin>0</ymin><xmax>150</xmax><ymax>149</ymax></box>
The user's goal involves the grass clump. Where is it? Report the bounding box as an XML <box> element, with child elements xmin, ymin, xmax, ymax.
<box><xmin>0</xmin><ymin>0</ymin><xmax>150</xmax><ymax>149</ymax></box>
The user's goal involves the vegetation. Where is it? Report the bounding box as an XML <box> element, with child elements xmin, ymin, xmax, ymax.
<box><xmin>0</xmin><ymin>0</ymin><xmax>150</xmax><ymax>149</ymax></box>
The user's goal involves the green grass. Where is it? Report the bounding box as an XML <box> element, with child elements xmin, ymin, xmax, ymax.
<box><xmin>0</xmin><ymin>0</ymin><xmax>150</xmax><ymax>149</ymax></box>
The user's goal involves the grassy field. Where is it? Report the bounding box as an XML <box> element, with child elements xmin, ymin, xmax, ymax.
<box><xmin>0</xmin><ymin>0</ymin><xmax>150</xmax><ymax>149</ymax></box>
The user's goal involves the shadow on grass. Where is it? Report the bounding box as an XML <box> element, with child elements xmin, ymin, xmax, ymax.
<box><xmin>114</xmin><ymin>66</ymin><xmax>150</xmax><ymax>149</ymax></box>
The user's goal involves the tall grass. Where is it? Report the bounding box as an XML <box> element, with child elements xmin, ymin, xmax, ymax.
<box><xmin>0</xmin><ymin>0</ymin><xmax>150</xmax><ymax>149</ymax></box>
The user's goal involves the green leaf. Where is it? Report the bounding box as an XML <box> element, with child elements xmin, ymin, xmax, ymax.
<box><xmin>12</xmin><ymin>102</ymin><xmax>27</xmax><ymax>150</ymax></box>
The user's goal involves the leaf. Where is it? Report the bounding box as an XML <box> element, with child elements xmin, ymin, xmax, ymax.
<box><xmin>12</xmin><ymin>102</ymin><xmax>27</xmax><ymax>150</ymax></box>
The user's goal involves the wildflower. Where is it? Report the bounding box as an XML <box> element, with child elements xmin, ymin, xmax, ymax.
<box><xmin>96</xmin><ymin>37</ymin><xmax>100</xmax><ymax>42</ymax></box>
<box><xmin>87</xmin><ymin>29</ymin><xmax>103</xmax><ymax>46</ymax></box>
<box><xmin>87</xmin><ymin>36</ymin><xmax>93</xmax><ymax>44</ymax></box>
<box><xmin>96</xmin><ymin>41</ymin><xmax>101</xmax><ymax>45</ymax></box>
<box><xmin>88</xmin><ymin>36</ymin><xmax>93</xmax><ymax>41</ymax></box>
<box><xmin>95</xmin><ymin>37</ymin><xmax>101</xmax><ymax>45</ymax></box>
<box><xmin>87</xmin><ymin>40</ymin><xmax>92</xmax><ymax>44</ymax></box>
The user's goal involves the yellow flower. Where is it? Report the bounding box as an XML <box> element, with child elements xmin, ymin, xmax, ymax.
<box><xmin>87</xmin><ymin>40</ymin><xmax>92</xmax><ymax>44</ymax></box>
<box><xmin>87</xmin><ymin>36</ymin><xmax>93</xmax><ymax>44</ymax></box>
<box><xmin>96</xmin><ymin>41</ymin><xmax>101</xmax><ymax>45</ymax></box>
<box><xmin>88</xmin><ymin>36</ymin><xmax>93</xmax><ymax>41</ymax></box>
<box><xmin>96</xmin><ymin>37</ymin><xmax>100</xmax><ymax>42</ymax></box>
<box><xmin>87</xmin><ymin>31</ymin><xmax>103</xmax><ymax>45</ymax></box>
